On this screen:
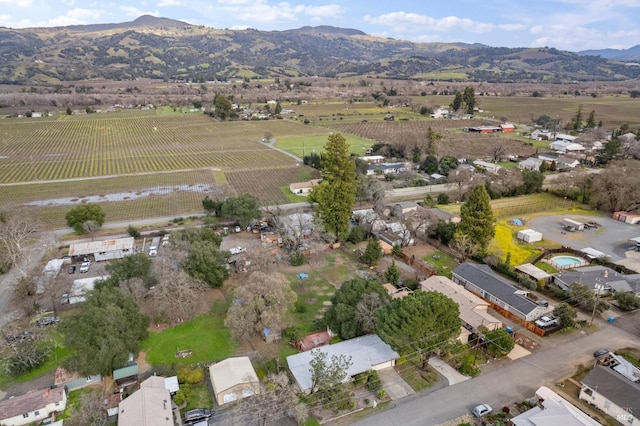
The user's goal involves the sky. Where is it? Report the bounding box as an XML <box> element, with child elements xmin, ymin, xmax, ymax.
<box><xmin>1</xmin><ymin>0</ymin><xmax>640</xmax><ymax>52</ymax></box>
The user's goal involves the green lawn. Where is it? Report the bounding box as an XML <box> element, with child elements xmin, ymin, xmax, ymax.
<box><xmin>280</xmin><ymin>186</ymin><xmax>310</xmax><ymax>203</ymax></box>
<box><xmin>423</xmin><ymin>251</ymin><xmax>458</xmax><ymax>277</ymax></box>
<box><xmin>183</xmin><ymin>382</ymin><xmax>214</xmax><ymax>411</ymax></box>
<box><xmin>141</xmin><ymin>301</ymin><xmax>235</xmax><ymax>365</ymax></box>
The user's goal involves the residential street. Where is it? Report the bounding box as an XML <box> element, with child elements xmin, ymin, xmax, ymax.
<box><xmin>351</xmin><ymin>319</ymin><xmax>638</xmax><ymax>426</ymax></box>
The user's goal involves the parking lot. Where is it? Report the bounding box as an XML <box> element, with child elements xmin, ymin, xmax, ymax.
<box><xmin>528</xmin><ymin>213</ymin><xmax>640</xmax><ymax>262</ymax></box>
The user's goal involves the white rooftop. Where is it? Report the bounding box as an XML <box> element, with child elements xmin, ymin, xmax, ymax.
<box><xmin>287</xmin><ymin>334</ymin><xmax>398</xmax><ymax>392</ymax></box>
<box><xmin>209</xmin><ymin>357</ymin><xmax>259</xmax><ymax>394</ymax></box>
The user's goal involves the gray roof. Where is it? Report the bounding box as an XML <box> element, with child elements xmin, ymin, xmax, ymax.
<box><xmin>452</xmin><ymin>263</ymin><xmax>539</xmax><ymax>315</ymax></box>
<box><xmin>286</xmin><ymin>334</ymin><xmax>398</xmax><ymax>392</ymax></box>
<box><xmin>428</xmin><ymin>208</ymin><xmax>455</xmax><ymax>221</ymax></box>
<box><xmin>553</xmin><ymin>265</ymin><xmax>626</xmax><ymax>291</ymax></box>
<box><xmin>581</xmin><ymin>365</ymin><xmax>640</xmax><ymax>416</ymax></box>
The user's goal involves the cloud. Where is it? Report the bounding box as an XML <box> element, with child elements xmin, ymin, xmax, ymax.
<box><xmin>293</xmin><ymin>4</ymin><xmax>344</xmax><ymax>19</ymax></box>
<box><xmin>530</xmin><ymin>23</ymin><xmax>640</xmax><ymax>50</ymax></box>
<box><xmin>46</xmin><ymin>8</ymin><xmax>105</xmax><ymax>27</ymax></box>
<box><xmin>363</xmin><ymin>11</ymin><xmax>522</xmax><ymax>35</ymax></box>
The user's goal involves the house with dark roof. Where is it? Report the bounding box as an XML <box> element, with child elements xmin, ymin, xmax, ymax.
<box><xmin>552</xmin><ymin>265</ymin><xmax>640</xmax><ymax>295</ymax></box>
<box><xmin>0</xmin><ymin>388</ymin><xmax>67</xmax><ymax>426</ymax></box>
<box><xmin>579</xmin><ymin>365</ymin><xmax>640</xmax><ymax>426</ymax></box>
<box><xmin>451</xmin><ymin>263</ymin><xmax>547</xmax><ymax>322</ymax></box>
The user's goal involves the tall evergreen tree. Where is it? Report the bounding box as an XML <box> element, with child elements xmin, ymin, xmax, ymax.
<box><xmin>458</xmin><ymin>185</ymin><xmax>495</xmax><ymax>253</ymax></box>
<box><xmin>310</xmin><ymin>133</ymin><xmax>357</xmax><ymax>243</ymax></box>
<box><xmin>462</xmin><ymin>87</ymin><xmax>476</xmax><ymax>114</ymax></box>
<box><xmin>450</xmin><ymin>92</ymin><xmax>463</xmax><ymax>112</ymax></box>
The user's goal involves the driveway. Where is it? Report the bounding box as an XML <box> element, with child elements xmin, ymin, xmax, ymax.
<box><xmin>377</xmin><ymin>367</ymin><xmax>414</xmax><ymax>400</ymax></box>
<box><xmin>528</xmin><ymin>214</ymin><xmax>636</xmax><ymax>262</ymax></box>
<box><xmin>427</xmin><ymin>357</ymin><xmax>469</xmax><ymax>386</ymax></box>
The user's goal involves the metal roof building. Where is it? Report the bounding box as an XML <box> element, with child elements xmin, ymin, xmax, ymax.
<box><xmin>68</xmin><ymin>237</ymin><xmax>135</xmax><ymax>261</ymax></box>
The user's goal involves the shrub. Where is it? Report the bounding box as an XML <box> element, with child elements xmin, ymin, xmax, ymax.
<box><xmin>376</xmin><ymin>389</ymin><xmax>387</xmax><ymax>399</ymax></box>
<box><xmin>366</xmin><ymin>370</ymin><xmax>381</xmax><ymax>391</ymax></box>
<box><xmin>347</xmin><ymin>226</ymin><xmax>366</xmax><ymax>244</ymax></box>
<box><xmin>290</xmin><ymin>252</ymin><xmax>305</xmax><ymax>266</ymax></box>
<box><xmin>126</xmin><ymin>225</ymin><xmax>141</xmax><ymax>239</ymax></box>
<box><xmin>437</xmin><ymin>193</ymin><xmax>450</xmax><ymax>204</ymax></box>
<box><xmin>177</xmin><ymin>366</ymin><xmax>204</xmax><ymax>384</ymax></box>
<box><xmin>616</xmin><ymin>292</ymin><xmax>640</xmax><ymax>311</ymax></box>
<box><xmin>173</xmin><ymin>383</ymin><xmax>192</xmax><ymax>406</ymax></box>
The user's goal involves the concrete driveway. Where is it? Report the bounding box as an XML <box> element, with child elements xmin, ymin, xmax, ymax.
<box><xmin>378</xmin><ymin>367</ymin><xmax>414</xmax><ymax>400</ymax></box>
<box><xmin>427</xmin><ymin>357</ymin><xmax>469</xmax><ymax>386</ymax></box>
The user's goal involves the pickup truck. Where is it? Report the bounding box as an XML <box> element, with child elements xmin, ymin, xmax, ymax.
<box><xmin>535</xmin><ymin>316</ymin><xmax>559</xmax><ymax>328</ymax></box>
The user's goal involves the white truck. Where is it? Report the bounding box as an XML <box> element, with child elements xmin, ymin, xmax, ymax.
<box><xmin>535</xmin><ymin>315</ymin><xmax>559</xmax><ymax>328</ymax></box>
<box><xmin>148</xmin><ymin>237</ymin><xmax>161</xmax><ymax>257</ymax></box>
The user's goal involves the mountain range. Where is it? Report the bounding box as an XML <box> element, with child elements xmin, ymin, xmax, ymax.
<box><xmin>1</xmin><ymin>15</ymin><xmax>639</xmax><ymax>84</ymax></box>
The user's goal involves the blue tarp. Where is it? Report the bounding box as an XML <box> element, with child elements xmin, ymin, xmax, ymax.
<box><xmin>297</xmin><ymin>273</ymin><xmax>308</xmax><ymax>279</ymax></box>
<box><xmin>511</xmin><ymin>218</ymin><xmax>523</xmax><ymax>226</ymax></box>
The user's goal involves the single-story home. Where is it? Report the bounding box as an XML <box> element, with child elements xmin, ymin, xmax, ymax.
<box><xmin>427</xmin><ymin>208</ymin><xmax>461</xmax><ymax>224</ymax></box>
<box><xmin>531</xmin><ymin>130</ymin><xmax>553</xmax><ymax>141</ymax></box>
<box><xmin>551</xmin><ymin>265</ymin><xmax>632</xmax><ymax>294</ymax></box>
<box><xmin>289</xmin><ymin>179</ymin><xmax>321</xmax><ymax>196</ymax></box>
<box><xmin>556</xmin><ymin>155</ymin><xmax>580</xmax><ymax>169</ymax></box>
<box><xmin>209</xmin><ymin>357</ymin><xmax>260</xmax><ymax>405</ymax></box>
<box><xmin>613</xmin><ymin>211</ymin><xmax>640</xmax><ymax>225</ymax></box>
<box><xmin>118</xmin><ymin>376</ymin><xmax>173</xmax><ymax>426</ymax></box>
<box><xmin>68</xmin><ymin>237</ymin><xmax>136</xmax><ymax>262</ymax></box>
<box><xmin>420</xmin><ymin>276</ymin><xmax>502</xmax><ymax>344</ymax></box>
<box><xmin>537</xmin><ymin>153</ymin><xmax>558</xmax><ymax>162</ymax></box>
<box><xmin>287</xmin><ymin>334</ymin><xmax>399</xmax><ymax>393</ymax></box>
<box><xmin>580</xmin><ymin>365</ymin><xmax>640</xmax><ymax>426</ymax></box>
<box><xmin>366</xmin><ymin>162</ymin><xmax>410</xmax><ymax>176</ymax></box>
<box><xmin>360</xmin><ymin>155</ymin><xmax>385</xmax><ymax>164</ymax></box>
<box><xmin>518</xmin><ymin>157</ymin><xmax>543</xmax><ymax>171</ymax></box>
<box><xmin>393</xmin><ymin>201</ymin><xmax>419</xmax><ymax>215</ymax></box>
<box><xmin>452</xmin><ymin>263</ymin><xmax>546</xmax><ymax>322</ymax></box>
<box><xmin>512</xmin><ymin>386</ymin><xmax>601</xmax><ymax>426</ymax></box>
<box><xmin>0</xmin><ymin>388</ymin><xmax>67</xmax><ymax>426</ymax></box>
<box><xmin>472</xmin><ymin>160</ymin><xmax>501</xmax><ymax>174</ymax></box>
<box><xmin>554</xmin><ymin>133</ymin><xmax>578</xmax><ymax>143</ymax></box>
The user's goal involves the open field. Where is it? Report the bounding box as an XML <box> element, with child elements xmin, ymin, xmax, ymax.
<box><xmin>275</xmin><ymin>134</ymin><xmax>374</xmax><ymax>157</ymax></box>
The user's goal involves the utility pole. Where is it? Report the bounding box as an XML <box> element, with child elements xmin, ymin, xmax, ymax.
<box><xmin>589</xmin><ymin>271</ymin><xmax>607</xmax><ymax>326</ymax></box>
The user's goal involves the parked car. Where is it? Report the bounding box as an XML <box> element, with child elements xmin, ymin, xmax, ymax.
<box><xmin>79</xmin><ymin>261</ymin><xmax>90</xmax><ymax>273</ymax></box>
<box><xmin>472</xmin><ymin>403</ymin><xmax>493</xmax><ymax>417</ymax></box>
<box><xmin>184</xmin><ymin>408</ymin><xmax>212</xmax><ymax>423</ymax></box>
<box><xmin>534</xmin><ymin>315</ymin><xmax>558</xmax><ymax>328</ymax></box>
<box><xmin>229</xmin><ymin>246</ymin><xmax>246</xmax><ymax>255</ymax></box>
<box><xmin>594</xmin><ymin>348</ymin><xmax>611</xmax><ymax>358</ymax></box>
<box><xmin>36</xmin><ymin>316</ymin><xmax>61</xmax><ymax>327</ymax></box>
<box><xmin>68</xmin><ymin>265</ymin><xmax>76</xmax><ymax>274</ymax></box>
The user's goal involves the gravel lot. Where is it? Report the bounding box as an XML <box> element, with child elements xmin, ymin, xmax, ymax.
<box><xmin>528</xmin><ymin>213</ymin><xmax>639</xmax><ymax>262</ymax></box>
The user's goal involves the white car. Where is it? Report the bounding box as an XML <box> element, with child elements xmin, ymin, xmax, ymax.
<box><xmin>79</xmin><ymin>261</ymin><xmax>90</xmax><ymax>273</ymax></box>
<box><xmin>472</xmin><ymin>404</ymin><xmax>493</xmax><ymax>417</ymax></box>
<box><xmin>229</xmin><ymin>246</ymin><xmax>246</xmax><ymax>255</ymax></box>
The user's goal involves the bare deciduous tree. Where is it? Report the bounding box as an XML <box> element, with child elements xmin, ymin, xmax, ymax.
<box><xmin>279</xmin><ymin>212</ymin><xmax>316</xmax><ymax>252</ymax></box>
<box><xmin>450</xmin><ymin>233</ymin><xmax>478</xmax><ymax>262</ymax></box>
<box><xmin>66</xmin><ymin>388</ymin><xmax>109</xmax><ymax>426</ymax></box>
<box><xmin>0</xmin><ymin>215</ymin><xmax>41</xmax><ymax>278</ymax></box>
<box><xmin>355</xmin><ymin>292</ymin><xmax>388</xmax><ymax>334</ymax></box>
<box><xmin>151</xmin><ymin>269</ymin><xmax>207</xmax><ymax>324</ymax></box>
<box><xmin>118</xmin><ymin>277</ymin><xmax>148</xmax><ymax>305</ymax></box>
<box><xmin>225</xmin><ymin>271</ymin><xmax>296</xmax><ymax>342</ymax></box>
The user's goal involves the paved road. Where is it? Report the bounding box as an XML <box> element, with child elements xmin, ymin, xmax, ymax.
<box><xmin>352</xmin><ymin>320</ymin><xmax>638</xmax><ymax>426</ymax></box>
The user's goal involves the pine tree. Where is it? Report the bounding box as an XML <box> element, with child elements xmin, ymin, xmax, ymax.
<box><xmin>311</xmin><ymin>133</ymin><xmax>357</xmax><ymax>243</ymax></box>
<box><xmin>458</xmin><ymin>185</ymin><xmax>495</xmax><ymax>253</ymax></box>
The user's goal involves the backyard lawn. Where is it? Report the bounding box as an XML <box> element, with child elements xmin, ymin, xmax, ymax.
<box><xmin>422</xmin><ymin>250</ymin><xmax>458</xmax><ymax>277</ymax></box>
<box><xmin>141</xmin><ymin>301</ymin><xmax>235</xmax><ymax>365</ymax></box>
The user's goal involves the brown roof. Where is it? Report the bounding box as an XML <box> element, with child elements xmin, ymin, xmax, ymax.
<box><xmin>0</xmin><ymin>388</ymin><xmax>65</xmax><ymax>419</ymax></box>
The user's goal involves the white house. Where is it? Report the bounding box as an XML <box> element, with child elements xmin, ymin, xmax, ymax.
<box><xmin>550</xmin><ymin>139</ymin><xmax>585</xmax><ymax>153</ymax></box>
<box><xmin>0</xmin><ymin>388</ymin><xmax>67</xmax><ymax>426</ymax></box>
<box><xmin>580</xmin><ymin>365</ymin><xmax>640</xmax><ymax>426</ymax></box>
<box><xmin>289</xmin><ymin>179</ymin><xmax>321</xmax><ymax>196</ymax></box>
<box><xmin>472</xmin><ymin>160</ymin><xmax>501</xmax><ymax>174</ymax></box>
<box><xmin>517</xmin><ymin>157</ymin><xmax>543</xmax><ymax>171</ymax></box>
<box><xmin>209</xmin><ymin>357</ymin><xmax>260</xmax><ymax>405</ymax></box>
<box><xmin>287</xmin><ymin>335</ymin><xmax>398</xmax><ymax>393</ymax></box>
<box><xmin>512</xmin><ymin>386</ymin><xmax>601</xmax><ymax>426</ymax></box>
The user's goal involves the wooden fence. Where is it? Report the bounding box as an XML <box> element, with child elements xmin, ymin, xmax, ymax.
<box><xmin>486</xmin><ymin>302</ymin><xmax>546</xmax><ymax>337</ymax></box>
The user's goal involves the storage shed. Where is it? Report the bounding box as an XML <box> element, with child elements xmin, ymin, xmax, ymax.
<box><xmin>517</xmin><ymin>229</ymin><xmax>542</xmax><ymax>243</ymax></box>
<box><xmin>209</xmin><ymin>357</ymin><xmax>260</xmax><ymax>405</ymax></box>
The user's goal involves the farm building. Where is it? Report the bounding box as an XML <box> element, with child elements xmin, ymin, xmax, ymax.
<box><xmin>289</xmin><ymin>179</ymin><xmax>321</xmax><ymax>196</ymax></box>
<box><xmin>500</xmin><ymin>123</ymin><xmax>515</xmax><ymax>132</ymax></box>
<box><xmin>517</xmin><ymin>229</ymin><xmax>542</xmax><ymax>243</ymax></box>
<box><xmin>554</xmin><ymin>133</ymin><xmax>578</xmax><ymax>143</ymax></box>
<box><xmin>287</xmin><ymin>335</ymin><xmax>399</xmax><ymax>393</ymax></box>
<box><xmin>65</xmin><ymin>276</ymin><xmax>108</xmax><ymax>304</ymax></box>
<box><xmin>550</xmin><ymin>140</ymin><xmax>585</xmax><ymax>153</ymax></box>
<box><xmin>613</xmin><ymin>211</ymin><xmax>640</xmax><ymax>224</ymax></box>
<box><xmin>68</xmin><ymin>237</ymin><xmax>135</xmax><ymax>262</ymax></box>
<box><xmin>420</xmin><ymin>275</ymin><xmax>502</xmax><ymax>344</ymax></box>
<box><xmin>466</xmin><ymin>126</ymin><xmax>502</xmax><ymax>134</ymax></box>
<box><xmin>209</xmin><ymin>357</ymin><xmax>260</xmax><ymax>405</ymax></box>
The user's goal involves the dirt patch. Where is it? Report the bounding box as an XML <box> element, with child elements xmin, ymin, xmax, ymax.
<box><xmin>402</xmin><ymin>243</ymin><xmax>438</xmax><ymax>259</ymax></box>
<box><xmin>137</xmin><ymin>351</ymin><xmax>151</xmax><ymax>373</ymax></box>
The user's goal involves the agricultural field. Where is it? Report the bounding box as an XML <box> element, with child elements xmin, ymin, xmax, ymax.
<box><xmin>328</xmin><ymin>120</ymin><xmax>537</xmax><ymax>159</ymax></box>
<box><xmin>226</xmin><ymin>166</ymin><xmax>318</xmax><ymax>206</ymax></box>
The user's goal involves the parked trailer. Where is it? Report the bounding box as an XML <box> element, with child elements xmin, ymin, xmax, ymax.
<box><xmin>563</xmin><ymin>218</ymin><xmax>584</xmax><ymax>232</ymax></box>
<box><xmin>148</xmin><ymin>237</ymin><xmax>161</xmax><ymax>256</ymax></box>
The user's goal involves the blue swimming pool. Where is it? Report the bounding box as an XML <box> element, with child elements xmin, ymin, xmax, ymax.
<box><xmin>551</xmin><ymin>255</ymin><xmax>583</xmax><ymax>268</ymax></box>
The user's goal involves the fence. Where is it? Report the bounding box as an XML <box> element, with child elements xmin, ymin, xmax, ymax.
<box><xmin>485</xmin><ymin>302</ymin><xmax>546</xmax><ymax>337</ymax></box>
